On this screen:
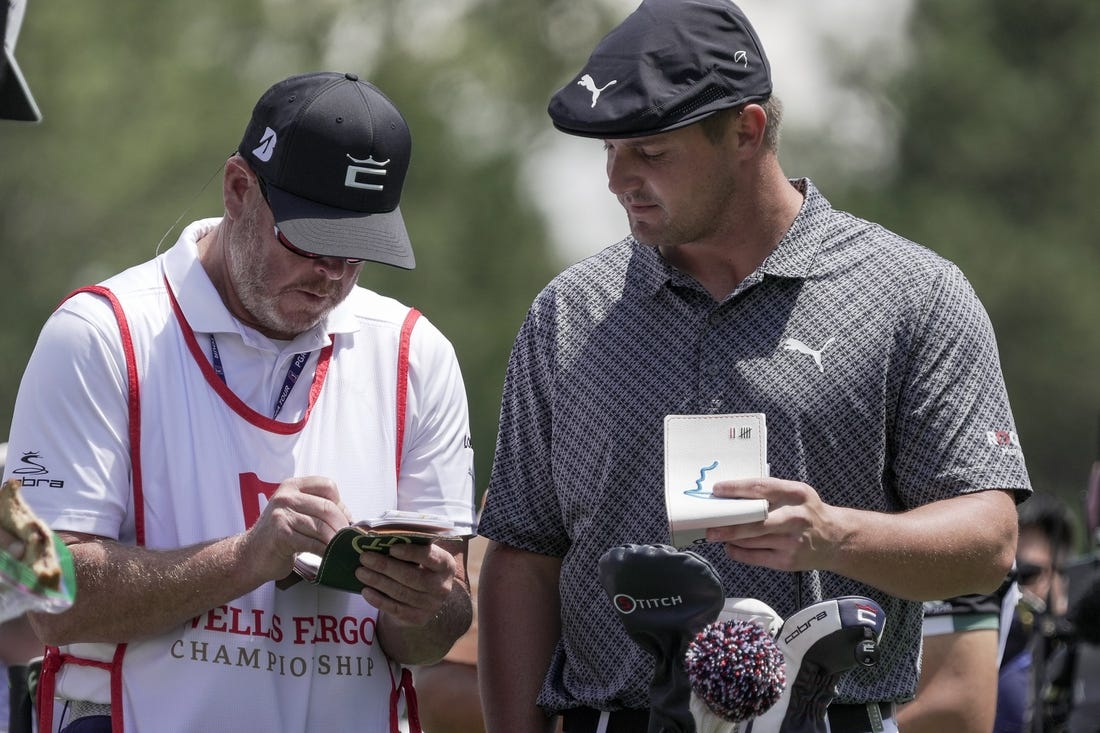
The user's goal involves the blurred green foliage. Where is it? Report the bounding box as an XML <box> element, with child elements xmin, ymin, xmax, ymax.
<box><xmin>829</xmin><ymin>0</ymin><xmax>1100</xmax><ymax>538</ymax></box>
<box><xmin>0</xmin><ymin>0</ymin><xmax>622</xmax><ymax>499</ymax></box>
<box><xmin>1</xmin><ymin>0</ymin><xmax>1097</xmax><ymax>538</ymax></box>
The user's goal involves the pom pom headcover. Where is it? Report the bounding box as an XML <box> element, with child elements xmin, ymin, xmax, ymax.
<box><xmin>685</xmin><ymin>619</ymin><xmax>786</xmax><ymax>722</ymax></box>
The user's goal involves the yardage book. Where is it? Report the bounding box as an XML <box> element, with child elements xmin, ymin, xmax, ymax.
<box><xmin>293</xmin><ymin>510</ymin><xmax>460</xmax><ymax>593</ymax></box>
<box><xmin>664</xmin><ymin>413</ymin><xmax>770</xmax><ymax>547</ymax></box>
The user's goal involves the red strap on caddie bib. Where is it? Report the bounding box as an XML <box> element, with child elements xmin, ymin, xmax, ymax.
<box><xmin>37</xmin><ymin>645</ymin><xmax>127</xmax><ymax>733</ymax></box>
<box><xmin>37</xmin><ymin>287</ymin><xmax>139</xmax><ymax>733</ymax></box>
<box><xmin>40</xmin><ymin>293</ymin><xmax>424</xmax><ymax>732</ymax></box>
<box><xmin>388</xmin><ymin>666</ymin><xmax>421</xmax><ymax>733</ymax></box>
<box><xmin>395</xmin><ymin>308</ymin><xmax>420</xmax><ymax>479</ymax></box>
<box><xmin>59</xmin><ymin>286</ymin><xmax>145</xmax><ymax>545</ymax></box>
<box><xmin>389</xmin><ymin>308</ymin><xmax>423</xmax><ymax>733</ymax></box>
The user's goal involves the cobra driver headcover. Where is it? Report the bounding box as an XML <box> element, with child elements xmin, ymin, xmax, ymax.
<box><xmin>747</xmin><ymin>595</ymin><xmax>885</xmax><ymax>733</ymax></box>
<box><xmin>598</xmin><ymin>544</ymin><xmax>726</xmax><ymax>733</ymax></box>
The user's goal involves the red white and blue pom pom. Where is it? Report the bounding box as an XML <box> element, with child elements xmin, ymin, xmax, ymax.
<box><xmin>684</xmin><ymin>619</ymin><xmax>786</xmax><ymax>722</ymax></box>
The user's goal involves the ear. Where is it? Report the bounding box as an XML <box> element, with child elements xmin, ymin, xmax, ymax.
<box><xmin>223</xmin><ymin>155</ymin><xmax>259</xmax><ymax>221</ymax></box>
<box><xmin>735</xmin><ymin>103</ymin><xmax>768</xmax><ymax>155</ymax></box>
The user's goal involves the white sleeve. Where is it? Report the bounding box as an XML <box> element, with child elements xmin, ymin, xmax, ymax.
<box><xmin>4</xmin><ymin>293</ymin><xmax>135</xmax><ymax>541</ymax></box>
<box><xmin>396</xmin><ymin>315</ymin><xmax>476</xmax><ymax>535</ymax></box>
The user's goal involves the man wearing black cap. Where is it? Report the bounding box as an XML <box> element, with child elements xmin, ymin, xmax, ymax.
<box><xmin>4</xmin><ymin>72</ymin><xmax>476</xmax><ymax>731</ymax></box>
<box><xmin>477</xmin><ymin>1</ymin><xmax>1030</xmax><ymax>732</ymax></box>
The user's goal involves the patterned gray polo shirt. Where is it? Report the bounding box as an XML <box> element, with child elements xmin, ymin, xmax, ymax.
<box><xmin>479</xmin><ymin>178</ymin><xmax>1031</xmax><ymax>711</ymax></box>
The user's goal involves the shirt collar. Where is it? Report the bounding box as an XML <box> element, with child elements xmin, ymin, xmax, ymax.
<box><xmin>757</xmin><ymin>178</ymin><xmax>834</xmax><ymax>280</ymax></box>
<box><xmin>162</xmin><ymin>218</ymin><xmax>361</xmax><ymax>353</ymax></box>
<box><xmin>627</xmin><ymin>239</ymin><xmax>675</xmax><ymax>299</ymax></box>
<box><xmin>630</xmin><ymin>177</ymin><xmax>834</xmax><ymax>299</ymax></box>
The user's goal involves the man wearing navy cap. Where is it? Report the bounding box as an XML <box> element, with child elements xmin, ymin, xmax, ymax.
<box><xmin>6</xmin><ymin>72</ymin><xmax>476</xmax><ymax>731</ymax></box>
<box><xmin>478</xmin><ymin>1</ymin><xmax>1030</xmax><ymax>732</ymax></box>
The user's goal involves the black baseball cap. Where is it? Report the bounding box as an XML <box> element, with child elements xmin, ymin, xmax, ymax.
<box><xmin>548</xmin><ymin>0</ymin><xmax>771</xmax><ymax>139</ymax></box>
<box><xmin>1</xmin><ymin>0</ymin><xmax>42</xmax><ymax>122</ymax></box>
<box><xmin>238</xmin><ymin>71</ymin><xmax>415</xmax><ymax>269</ymax></box>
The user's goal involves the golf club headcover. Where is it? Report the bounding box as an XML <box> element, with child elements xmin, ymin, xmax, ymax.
<box><xmin>748</xmin><ymin>595</ymin><xmax>885</xmax><ymax>733</ymax></box>
<box><xmin>685</xmin><ymin>619</ymin><xmax>787</xmax><ymax>733</ymax></box>
<box><xmin>598</xmin><ymin>544</ymin><xmax>726</xmax><ymax>733</ymax></box>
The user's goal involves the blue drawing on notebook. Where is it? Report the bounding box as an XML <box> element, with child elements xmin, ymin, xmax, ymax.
<box><xmin>683</xmin><ymin>460</ymin><xmax>720</xmax><ymax>498</ymax></box>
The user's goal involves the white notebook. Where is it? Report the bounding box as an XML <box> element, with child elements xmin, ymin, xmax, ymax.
<box><xmin>664</xmin><ymin>413</ymin><xmax>770</xmax><ymax>547</ymax></box>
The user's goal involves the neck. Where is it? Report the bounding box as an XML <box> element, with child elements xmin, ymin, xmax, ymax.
<box><xmin>196</xmin><ymin>224</ymin><xmax>296</xmax><ymax>339</ymax></box>
<box><xmin>196</xmin><ymin>225</ymin><xmax>234</xmax><ymax>310</ymax></box>
<box><xmin>660</xmin><ymin>165</ymin><xmax>803</xmax><ymax>300</ymax></box>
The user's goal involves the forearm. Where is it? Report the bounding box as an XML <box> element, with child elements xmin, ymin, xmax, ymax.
<box><xmin>479</xmin><ymin>542</ymin><xmax>562</xmax><ymax>733</ymax></box>
<box><xmin>828</xmin><ymin>490</ymin><xmax>1017</xmax><ymax>600</ymax></box>
<box><xmin>29</xmin><ymin>532</ymin><xmax>264</xmax><ymax>645</ymax></box>
<box><xmin>896</xmin><ymin>629</ymin><xmax>999</xmax><ymax>732</ymax></box>
<box><xmin>379</xmin><ymin>579</ymin><xmax>472</xmax><ymax>665</ymax></box>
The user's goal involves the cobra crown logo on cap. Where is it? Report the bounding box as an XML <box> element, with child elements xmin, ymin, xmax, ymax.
<box><xmin>344</xmin><ymin>154</ymin><xmax>390</xmax><ymax>192</ymax></box>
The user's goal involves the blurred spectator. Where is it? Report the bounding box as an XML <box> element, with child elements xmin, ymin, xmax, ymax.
<box><xmin>1016</xmin><ymin>492</ymin><xmax>1076</xmax><ymax>615</ymax></box>
<box><xmin>903</xmin><ymin>492</ymin><xmax>1080</xmax><ymax>733</ymax></box>
<box><xmin>997</xmin><ymin>491</ymin><xmax>1077</xmax><ymax>733</ymax></box>
<box><xmin>1062</xmin><ymin>506</ymin><xmax>1100</xmax><ymax>732</ymax></box>
<box><xmin>1063</xmin><ymin>565</ymin><xmax>1100</xmax><ymax>733</ymax></box>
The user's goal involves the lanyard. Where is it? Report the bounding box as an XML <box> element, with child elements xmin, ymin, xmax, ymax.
<box><xmin>208</xmin><ymin>334</ymin><xmax>310</xmax><ymax>419</ymax></box>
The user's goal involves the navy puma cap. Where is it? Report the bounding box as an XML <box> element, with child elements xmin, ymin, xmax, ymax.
<box><xmin>548</xmin><ymin>0</ymin><xmax>771</xmax><ymax>139</ymax></box>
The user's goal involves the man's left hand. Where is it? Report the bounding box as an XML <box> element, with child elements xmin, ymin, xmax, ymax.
<box><xmin>356</xmin><ymin>541</ymin><xmax>458</xmax><ymax>627</ymax></box>
<box><xmin>705</xmin><ymin>476</ymin><xmax>840</xmax><ymax>572</ymax></box>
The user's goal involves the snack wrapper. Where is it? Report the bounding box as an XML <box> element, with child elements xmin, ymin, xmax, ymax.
<box><xmin>0</xmin><ymin>533</ymin><xmax>76</xmax><ymax>622</ymax></box>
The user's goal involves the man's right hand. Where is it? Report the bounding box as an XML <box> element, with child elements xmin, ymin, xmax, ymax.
<box><xmin>238</xmin><ymin>476</ymin><xmax>353</xmax><ymax>584</ymax></box>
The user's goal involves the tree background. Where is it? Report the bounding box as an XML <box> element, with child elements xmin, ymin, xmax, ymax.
<box><xmin>834</xmin><ymin>0</ymin><xmax>1100</xmax><ymax>547</ymax></box>
<box><xmin>2</xmin><ymin>0</ymin><xmax>1096</xmax><ymax>546</ymax></box>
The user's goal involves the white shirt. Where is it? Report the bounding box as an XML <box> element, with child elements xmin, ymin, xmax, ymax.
<box><xmin>5</xmin><ymin>219</ymin><xmax>475</xmax><ymax>731</ymax></box>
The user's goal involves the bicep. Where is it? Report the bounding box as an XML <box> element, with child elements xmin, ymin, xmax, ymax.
<box><xmin>893</xmin><ymin>267</ymin><xmax>1030</xmax><ymax>507</ymax></box>
<box><xmin>479</xmin><ymin>541</ymin><xmax>561</xmax><ymax>620</ymax></box>
<box><xmin>907</xmin><ymin>490</ymin><xmax>1017</xmax><ymax>553</ymax></box>
<box><xmin>398</xmin><ymin>322</ymin><xmax>476</xmax><ymax>532</ymax></box>
<box><xmin>479</xmin><ymin>541</ymin><xmax>562</xmax><ymax>659</ymax></box>
<box><xmin>9</xmin><ymin>303</ymin><xmax>132</xmax><ymax>538</ymax></box>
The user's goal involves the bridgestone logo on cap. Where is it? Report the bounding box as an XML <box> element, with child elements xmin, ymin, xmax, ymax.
<box><xmin>253</xmin><ymin>127</ymin><xmax>277</xmax><ymax>162</ymax></box>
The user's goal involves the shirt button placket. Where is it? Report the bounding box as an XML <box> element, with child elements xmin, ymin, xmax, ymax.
<box><xmin>699</xmin><ymin>308</ymin><xmax>727</xmax><ymax>412</ymax></box>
